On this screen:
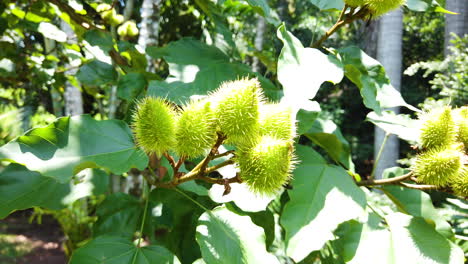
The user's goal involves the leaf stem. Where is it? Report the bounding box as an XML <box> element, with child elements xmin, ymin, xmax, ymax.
<box><xmin>370</xmin><ymin>132</ymin><xmax>389</xmax><ymax>180</ymax></box>
<box><xmin>357</xmin><ymin>172</ymin><xmax>412</xmax><ymax>186</ymax></box>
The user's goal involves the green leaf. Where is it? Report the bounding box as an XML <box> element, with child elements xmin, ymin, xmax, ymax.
<box><xmin>386</xmin><ymin>213</ymin><xmax>464</xmax><ymax>263</ymax></box>
<box><xmin>406</xmin><ymin>0</ymin><xmax>457</xmax><ymax>14</ymax></box>
<box><xmin>382</xmin><ymin>185</ymin><xmax>454</xmax><ymax>239</ymax></box>
<box><xmin>38</xmin><ymin>22</ymin><xmax>67</xmax><ymax>42</ymax></box>
<box><xmin>0</xmin><ymin>115</ymin><xmax>148</xmax><ymax>183</ymax></box>
<box><xmin>245</xmin><ymin>0</ymin><xmax>280</xmax><ymax>25</ymax></box>
<box><xmin>93</xmin><ymin>193</ymin><xmax>143</xmax><ymax>238</ymax></box>
<box><xmin>277</xmin><ymin>25</ymin><xmax>343</xmax><ymax>114</ymax></box>
<box><xmin>338</xmin><ymin>46</ymin><xmax>418</xmax><ymax>114</ymax></box>
<box><xmin>281</xmin><ymin>164</ymin><xmax>366</xmax><ymax>262</ymax></box>
<box><xmin>307</xmin><ymin>0</ymin><xmax>344</xmax><ymax>10</ymax></box>
<box><xmin>150</xmin><ymin>188</ymin><xmax>215</xmax><ymax>264</ymax></box>
<box><xmin>304</xmin><ymin>117</ymin><xmax>354</xmax><ymax>170</ymax></box>
<box><xmin>337</xmin><ymin>215</ymin><xmax>393</xmax><ymax>264</ymax></box>
<box><xmin>146</xmin><ymin>38</ymin><xmax>280</xmax><ymax>104</ymax></box>
<box><xmin>294</xmin><ymin>144</ymin><xmax>326</xmax><ymax>165</ymax></box>
<box><xmin>70</xmin><ymin>235</ymin><xmax>180</xmax><ymax>264</ymax></box>
<box><xmin>366</xmin><ymin>111</ymin><xmax>420</xmax><ymax>143</ymax></box>
<box><xmin>0</xmin><ymin>164</ymin><xmax>108</xmax><ymax>219</ymax></box>
<box><xmin>117</xmin><ymin>72</ymin><xmax>147</xmax><ymax>101</ymax></box>
<box><xmin>77</xmin><ymin>60</ymin><xmax>118</xmax><ymax>86</ymax></box>
<box><xmin>83</xmin><ymin>30</ymin><xmax>114</xmax><ymax>52</ymax></box>
<box><xmin>296</xmin><ymin>101</ymin><xmax>321</xmax><ymax>135</ymax></box>
<box><xmin>196</xmin><ymin>206</ymin><xmax>280</xmax><ymax>264</ymax></box>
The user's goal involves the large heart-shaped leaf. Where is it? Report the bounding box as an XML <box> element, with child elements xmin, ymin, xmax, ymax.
<box><xmin>0</xmin><ymin>115</ymin><xmax>148</xmax><ymax>183</ymax></box>
<box><xmin>77</xmin><ymin>60</ymin><xmax>118</xmax><ymax>86</ymax></box>
<box><xmin>0</xmin><ymin>164</ymin><xmax>108</xmax><ymax>219</ymax></box>
<box><xmin>339</xmin><ymin>212</ymin><xmax>464</xmax><ymax>264</ymax></box>
<box><xmin>196</xmin><ymin>206</ymin><xmax>280</xmax><ymax>264</ymax></box>
<box><xmin>382</xmin><ymin>185</ymin><xmax>454</xmax><ymax>239</ymax></box>
<box><xmin>338</xmin><ymin>46</ymin><xmax>418</xmax><ymax>114</ymax></box>
<box><xmin>281</xmin><ymin>164</ymin><xmax>366</xmax><ymax>262</ymax></box>
<box><xmin>69</xmin><ymin>235</ymin><xmax>180</xmax><ymax>264</ymax></box>
<box><xmin>277</xmin><ymin>24</ymin><xmax>343</xmax><ymax>115</ymax></box>
<box><xmin>146</xmin><ymin>38</ymin><xmax>280</xmax><ymax>104</ymax></box>
<box><xmin>386</xmin><ymin>213</ymin><xmax>464</xmax><ymax>263</ymax></box>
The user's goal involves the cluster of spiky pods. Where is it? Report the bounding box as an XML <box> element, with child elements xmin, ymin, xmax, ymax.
<box><xmin>132</xmin><ymin>78</ymin><xmax>296</xmax><ymax>195</ymax></box>
<box><xmin>413</xmin><ymin>106</ymin><xmax>468</xmax><ymax>197</ymax></box>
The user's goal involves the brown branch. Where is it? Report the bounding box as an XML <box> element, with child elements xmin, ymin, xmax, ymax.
<box><xmin>213</xmin><ymin>150</ymin><xmax>235</xmax><ymax>159</ymax></box>
<box><xmin>357</xmin><ymin>172</ymin><xmax>413</xmax><ymax>186</ymax></box>
<box><xmin>163</xmin><ymin>152</ymin><xmax>176</xmax><ymax>167</ymax></box>
<box><xmin>194</xmin><ymin>132</ymin><xmax>226</xmax><ymax>174</ymax></box>
<box><xmin>312</xmin><ymin>6</ymin><xmax>369</xmax><ymax>48</ymax></box>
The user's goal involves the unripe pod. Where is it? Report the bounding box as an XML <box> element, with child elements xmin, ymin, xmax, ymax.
<box><xmin>132</xmin><ymin>97</ymin><xmax>177</xmax><ymax>157</ymax></box>
<box><xmin>419</xmin><ymin>106</ymin><xmax>456</xmax><ymax>150</ymax></box>
<box><xmin>237</xmin><ymin>136</ymin><xmax>295</xmax><ymax>195</ymax></box>
<box><xmin>96</xmin><ymin>4</ymin><xmax>116</xmax><ymax>23</ymax></box>
<box><xmin>210</xmin><ymin>78</ymin><xmax>264</xmax><ymax>146</ymax></box>
<box><xmin>175</xmin><ymin>100</ymin><xmax>216</xmax><ymax>158</ymax></box>
<box><xmin>109</xmin><ymin>14</ymin><xmax>124</xmax><ymax>26</ymax></box>
<box><xmin>259</xmin><ymin>103</ymin><xmax>295</xmax><ymax>141</ymax></box>
<box><xmin>413</xmin><ymin>146</ymin><xmax>463</xmax><ymax>187</ymax></box>
<box><xmin>453</xmin><ymin>107</ymin><xmax>468</xmax><ymax>152</ymax></box>
<box><xmin>451</xmin><ymin>168</ymin><xmax>468</xmax><ymax>197</ymax></box>
<box><xmin>345</xmin><ymin>0</ymin><xmax>365</xmax><ymax>7</ymax></box>
<box><xmin>117</xmin><ymin>21</ymin><xmax>139</xmax><ymax>38</ymax></box>
<box><xmin>364</xmin><ymin>0</ymin><xmax>406</xmax><ymax>17</ymax></box>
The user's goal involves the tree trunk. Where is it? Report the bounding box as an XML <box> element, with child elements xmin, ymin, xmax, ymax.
<box><xmin>61</xmin><ymin>21</ymin><xmax>83</xmax><ymax>116</ymax></box>
<box><xmin>252</xmin><ymin>16</ymin><xmax>266</xmax><ymax>73</ymax></box>
<box><xmin>373</xmin><ymin>9</ymin><xmax>403</xmax><ymax>179</ymax></box>
<box><xmin>445</xmin><ymin>0</ymin><xmax>468</xmax><ymax>56</ymax></box>
<box><xmin>138</xmin><ymin>0</ymin><xmax>162</xmax><ymax>72</ymax></box>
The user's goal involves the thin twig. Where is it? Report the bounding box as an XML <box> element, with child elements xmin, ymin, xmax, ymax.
<box><xmin>163</xmin><ymin>152</ymin><xmax>176</xmax><ymax>167</ymax></box>
<box><xmin>213</xmin><ymin>150</ymin><xmax>235</xmax><ymax>159</ymax></box>
<box><xmin>398</xmin><ymin>182</ymin><xmax>440</xmax><ymax>190</ymax></box>
<box><xmin>370</xmin><ymin>132</ymin><xmax>390</xmax><ymax>180</ymax></box>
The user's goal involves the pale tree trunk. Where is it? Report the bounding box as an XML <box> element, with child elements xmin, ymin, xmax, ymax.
<box><xmin>374</xmin><ymin>9</ymin><xmax>403</xmax><ymax>179</ymax></box>
<box><xmin>252</xmin><ymin>16</ymin><xmax>266</xmax><ymax>73</ymax></box>
<box><xmin>445</xmin><ymin>0</ymin><xmax>468</xmax><ymax>56</ymax></box>
<box><xmin>61</xmin><ymin>21</ymin><xmax>83</xmax><ymax>116</ymax></box>
<box><xmin>138</xmin><ymin>0</ymin><xmax>162</xmax><ymax>73</ymax></box>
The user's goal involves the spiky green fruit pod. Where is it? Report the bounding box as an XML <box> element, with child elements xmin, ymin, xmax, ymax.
<box><xmin>345</xmin><ymin>0</ymin><xmax>365</xmax><ymax>7</ymax></box>
<box><xmin>259</xmin><ymin>103</ymin><xmax>296</xmax><ymax>141</ymax></box>
<box><xmin>175</xmin><ymin>100</ymin><xmax>217</xmax><ymax>158</ymax></box>
<box><xmin>96</xmin><ymin>4</ymin><xmax>115</xmax><ymax>22</ymax></box>
<box><xmin>451</xmin><ymin>167</ymin><xmax>468</xmax><ymax>197</ymax></box>
<box><xmin>237</xmin><ymin>136</ymin><xmax>295</xmax><ymax>195</ymax></box>
<box><xmin>453</xmin><ymin>107</ymin><xmax>468</xmax><ymax>152</ymax></box>
<box><xmin>413</xmin><ymin>146</ymin><xmax>464</xmax><ymax>187</ymax></box>
<box><xmin>364</xmin><ymin>0</ymin><xmax>406</xmax><ymax>17</ymax></box>
<box><xmin>109</xmin><ymin>14</ymin><xmax>124</xmax><ymax>26</ymax></box>
<box><xmin>419</xmin><ymin>106</ymin><xmax>456</xmax><ymax>150</ymax></box>
<box><xmin>132</xmin><ymin>97</ymin><xmax>177</xmax><ymax>157</ymax></box>
<box><xmin>210</xmin><ymin>78</ymin><xmax>264</xmax><ymax>146</ymax></box>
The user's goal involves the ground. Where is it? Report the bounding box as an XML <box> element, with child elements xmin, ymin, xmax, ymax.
<box><xmin>0</xmin><ymin>210</ymin><xmax>66</xmax><ymax>264</ymax></box>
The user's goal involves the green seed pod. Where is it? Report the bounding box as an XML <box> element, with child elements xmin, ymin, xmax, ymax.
<box><xmin>451</xmin><ymin>168</ymin><xmax>468</xmax><ymax>197</ymax></box>
<box><xmin>237</xmin><ymin>136</ymin><xmax>295</xmax><ymax>195</ymax></box>
<box><xmin>345</xmin><ymin>0</ymin><xmax>366</xmax><ymax>7</ymax></box>
<box><xmin>364</xmin><ymin>0</ymin><xmax>406</xmax><ymax>17</ymax></box>
<box><xmin>259</xmin><ymin>103</ymin><xmax>295</xmax><ymax>141</ymax></box>
<box><xmin>175</xmin><ymin>100</ymin><xmax>216</xmax><ymax>158</ymax></box>
<box><xmin>96</xmin><ymin>4</ymin><xmax>115</xmax><ymax>22</ymax></box>
<box><xmin>211</xmin><ymin>78</ymin><xmax>263</xmax><ymax>146</ymax></box>
<box><xmin>132</xmin><ymin>97</ymin><xmax>177</xmax><ymax>157</ymax></box>
<box><xmin>419</xmin><ymin>106</ymin><xmax>456</xmax><ymax>150</ymax></box>
<box><xmin>117</xmin><ymin>21</ymin><xmax>139</xmax><ymax>38</ymax></box>
<box><xmin>453</xmin><ymin>107</ymin><xmax>468</xmax><ymax>152</ymax></box>
<box><xmin>109</xmin><ymin>14</ymin><xmax>124</xmax><ymax>26</ymax></box>
<box><xmin>413</xmin><ymin>146</ymin><xmax>463</xmax><ymax>187</ymax></box>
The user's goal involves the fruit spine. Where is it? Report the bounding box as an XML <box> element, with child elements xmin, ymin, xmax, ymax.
<box><xmin>175</xmin><ymin>100</ymin><xmax>216</xmax><ymax>158</ymax></box>
<box><xmin>210</xmin><ymin>78</ymin><xmax>263</xmax><ymax>146</ymax></box>
<box><xmin>237</xmin><ymin>136</ymin><xmax>295</xmax><ymax>195</ymax></box>
<box><xmin>132</xmin><ymin>97</ymin><xmax>177</xmax><ymax>157</ymax></box>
